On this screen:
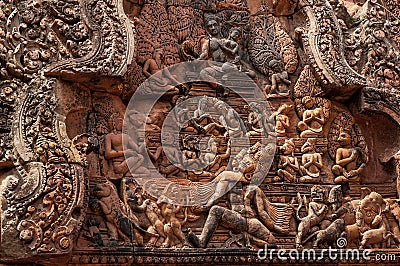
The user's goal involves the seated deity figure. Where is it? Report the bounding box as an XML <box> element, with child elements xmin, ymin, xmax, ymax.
<box><xmin>147</xmin><ymin>131</ymin><xmax>186</xmax><ymax>179</ymax></box>
<box><xmin>273</xmin><ymin>104</ymin><xmax>292</xmax><ymax>137</ymax></box>
<box><xmin>297</xmin><ymin>97</ymin><xmax>325</xmax><ymax>138</ymax></box>
<box><xmin>104</xmin><ymin>114</ymin><xmax>149</xmax><ymax>178</ymax></box>
<box><xmin>277</xmin><ymin>138</ymin><xmax>300</xmax><ymax>182</ymax></box>
<box><xmin>299</xmin><ymin>138</ymin><xmax>323</xmax><ymax>183</ymax></box>
<box><xmin>246</xmin><ymin>102</ymin><xmax>274</xmax><ymax>138</ymax></box>
<box><xmin>332</xmin><ymin>128</ymin><xmax>366</xmax><ymax>184</ymax></box>
<box><xmin>193</xmin><ymin>96</ymin><xmax>210</xmax><ymax>119</ymax></box>
<box><xmin>198</xmin><ymin>17</ymin><xmax>240</xmax><ymax>64</ymax></box>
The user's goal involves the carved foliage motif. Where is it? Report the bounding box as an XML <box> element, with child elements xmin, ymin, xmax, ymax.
<box><xmin>298</xmin><ymin>0</ymin><xmax>366</xmax><ymax>100</ymax></box>
<box><xmin>0</xmin><ymin>0</ymin><xmax>134</xmax><ymax>261</ymax></box>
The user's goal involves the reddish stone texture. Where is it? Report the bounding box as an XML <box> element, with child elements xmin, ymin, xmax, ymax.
<box><xmin>0</xmin><ymin>0</ymin><xmax>400</xmax><ymax>265</ymax></box>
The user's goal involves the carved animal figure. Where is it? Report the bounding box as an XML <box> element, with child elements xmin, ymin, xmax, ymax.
<box><xmin>302</xmin><ymin>219</ymin><xmax>345</xmax><ymax>248</ymax></box>
<box><xmin>359</xmin><ymin>222</ymin><xmax>392</xmax><ymax>249</ymax></box>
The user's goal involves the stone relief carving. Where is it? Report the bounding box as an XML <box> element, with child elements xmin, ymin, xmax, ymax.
<box><xmin>0</xmin><ymin>0</ymin><xmax>400</xmax><ymax>265</ymax></box>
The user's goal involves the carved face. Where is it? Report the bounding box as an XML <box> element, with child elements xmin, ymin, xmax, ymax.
<box><xmin>199</xmin><ymin>99</ymin><xmax>208</xmax><ymax>110</ymax></box>
<box><xmin>153</xmin><ymin>49</ymin><xmax>163</xmax><ymax>61</ymax></box>
<box><xmin>338</xmin><ymin>130</ymin><xmax>351</xmax><ymax>146</ymax></box>
<box><xmin>215</xmin><ymin>103</ymin><xmax>226</xmax><ymax>112</ymax></box>
<box><xmin>5</xmin><ymin>175</ymin><xmax>19</xmax><ymax>190</ymax></box>
<box><xmin>113</xmin><ymin>117</ymin><xmax>123</xmax><ymax>131</ymax></box>
<box><xmin>206</xmin><ymin>19</ymin><xmax>220</xmax><ymax>36</ymax></box>
<box><xmin>207</xmin><ymin>138</ymin><xmax>218</xmax><ymax>153</ymax></box>
<box><xmin>281</xmin><ymin>140</ymin><xmax>294</xmax><ymax>155</ymax></box>
<box><xmin>301</xmin><ymin>139</ymin><xmax>315</xmax><ymax>153</ymax></box>
<box><xmin>303</xmin><ymin>97</ymin><xmax>314</xmax><ymax>109</ymax></box>
<box><xmin>310</xmin><ymin>185</ymin><xmax>325</xmax><ymax>202</ymax></box>
<box><xmin>249</xmin><ymin>142</ymin><xmax>261</xmax><ymax>154</ymax></box>
<box><xmin>238</xmin><ymin>154</ymin><xmax>256</xmax><ymax>174</ymax></box>
<box><xmin>230</xmin><ymin>29</ymin><xmax>240</xmax><ymax>40</ymax></box>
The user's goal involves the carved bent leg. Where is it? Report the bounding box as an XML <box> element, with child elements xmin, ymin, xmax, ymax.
<box><xmin>171</xmin><ymin>220</ymin><xmax>189</xmax><ymax>247</ymax></box>
<box><xmin>105</xmin><ymin>220</ymin><xmax>119</xmax><ymax>243</ymax></box>
<box><xmin>296</xmin><ymin>220</ymin><xmax>311</xmax><ymax>249</ymax></box>
<box><xmin>332</xmin><ymin>165</ymin><xmax>348</xmax><ymax>184</ymax></box>
<box><xmin>247</xmin><ymin>218</ymin><xmax>277</xmax><ymax>247</ymax></box>
<box><xmin>145</xmin><ymin>226</ymin><xmax>159</xmax><ymax>247</ymax></box>
<box><xmin>206</xmin><ymin>172</ymin><xmax>243</xmax><ymax>207</ymax></box>
<box><xmin>133</xmin><ymin>228</ymin><xmax>144</xmax><ymax>246</ymax></box>
<box><xmin>277</xmin><ymin>169</ymin><xmax>296</xmax><ymax>182</ymax></box>
<box><xmin>163</xmin><ymin>224</ymin><xmax>173</xmax><ymax>248</ymax></box>
<box><xmin>299</xmin><ymin>175</ymin><xmax>320</xmax><ymax>183</ymax></box>
<box><xmin>197</xmin><ymin>206</ymin><xmax>246</xmax><ymax>248</ymax></box>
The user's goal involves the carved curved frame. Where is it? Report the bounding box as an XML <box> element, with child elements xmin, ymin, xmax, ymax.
<box><xmin>0</xmin><ymin>0</ymin><xmax>134</xmax><ymax>263</ymax></box>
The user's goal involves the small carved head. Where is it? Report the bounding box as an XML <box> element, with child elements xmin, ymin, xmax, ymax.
<box><xmin>281</xmin><ymin>138</ymin><xmax>295</xmax><ymax>155</ymax></box>
<box><xmin>249</xmin><ymin>142</ymin><xmax>262</xmax><ymax>154</ymax></box>
<box><xmin>310</xmin><ymin>185</ymin><xmax>326</xmax><ymax>202</ymax></box>
<box><xmin>198</xmin><ymin>96</ymin><xmax>209</xmax><ymax>110</ymax></box>
<box><xmin>2</xmin><ymin>175</ymin><xmax>19</xmax><ymax>191</ymax></box>
<box><xmin>277</xmin><ymin>104</ymin><xmax>293</xmax><ymax>114</ymax></box>
<box><xmin>109</xmin><ymin>113</ymin><xmax>123</xmax><ymax>131</ymax></box>
<box><xmin>338</xmin><ymin>128</ymin><xmax>352</xmax><ymax>146</ymax></box>
<box><xmin>215</xmin><ymin>100</ymin><xmax>227</xmax><ymax>112</ymax></box>
<box><xmin>301</xmin><ymin>138</ymin><xmax>317</xmax><ymax>153</ymax></box>
<box><xmin>229</xmin><ymin>27</ymin><xmax>241</xmax><ymax>40</ymax></box>
<box><xmin>268</xmin><ymin>59</ymin><xmax>283</xmax><ymax>71</ymax></box>
<box><xmin>302</xmin><ymin>96</ymin><xmax>314</xmax><ymax>109</ymax></box>
<box><xmin>206</xmin><ymin>137</ymin><xmax>219</xmax><ymax>153</ymax></box>
<box><xmin>19</xmin><ymin>229</ymin><xmax>34</xmax><ymax>243</ymax></box>
<box><xmin>204</xmin><ymin>15</ymin><xmax>220</xmax><ymax>36</ymax></box>
<box><xmin>153</xmin><ymin>47</ymin><xmax>164</xmax><ymax>60</ymax></box>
